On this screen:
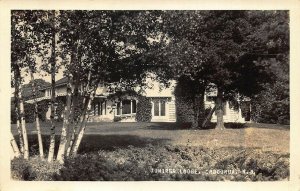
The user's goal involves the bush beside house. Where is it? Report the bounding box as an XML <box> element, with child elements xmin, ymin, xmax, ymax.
<box><xmin>11</xmin><ymin>100</ymin><xmax>49</xmax><ymax>124</ymax></box>
<box><xmin>175</xmin><ymin>96</ymin><xmax>194</xmax><ymax>123</ymax></box>
<box><xmin>135</xmin><ymin>96</ymin><xmax>152</xmax><ymax>122</ymax></box>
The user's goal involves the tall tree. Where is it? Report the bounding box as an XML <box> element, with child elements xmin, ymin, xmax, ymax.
<box><xmin>240</xmin><ymin>11</ymin><xmax>289</xmax><ymax>124</ymax></box>
<box><xmin>158</xmin><ymin>10</ymin><xmax>289</xmax><ymax>130</ymax></box>
<box><xmin>53</xmin><ymin>10</ymin><xmax>162</xmax><ymax>162</ymax></box>
<box><xmin>28</xmin><ymin>65</ymin><xmax>44</xmax><ymax>158</ymax></box>
<box><xmin>47</xmin><ymin>10</ymin><xmax>58</xmax><ymax>162</ymax></box>
<box><xmin>11</xmin><ymin>10</ymin><xmax>32</xmax><ymax>159</ymax></box>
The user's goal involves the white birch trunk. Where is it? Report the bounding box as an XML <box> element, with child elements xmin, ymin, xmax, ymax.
<box><xmin>68</xmin><ymin>70</ymin><xmax>93</xmax><ymax>156</ymax></box>
<box><xmin>65</xmin><ymin>79</ymin><xmax>79</xmax><ymax>157</ymax></box>
<box><xmin>19</xmin><ymin>88</ymin><xmax>29</xmax><ymax>159</ymax></box>
<box><xmin>14</xmin><ymin>66</ymin><xmax>24</xmax><ymax>154</ymax></box>
<box><xmin>30</xmin><ymin>70</ymin><xmax>44</xmax><ymax>158</ymax></box>
<box><xmin>16</xmin><ymin>119</ymin><xmax>24</xmax><ymax>154</ymax></box>
<box><xmin>47</xmin><ymin>10</ymin><xmax>57</xmax><ymax>162</ymax></box>
<box><xmin>56</xmin><ymin>76</ymin><xmax>73</xmax><ymax>163</ymax></box>
<box><xmin>71</xmin><ymin>90</ymin><xmax>96</xmax><ymax>156</ymax></box>
<box><xmin>67</xmin><ymin>97</ymin><xmax>89</xmax><ymax>157</ymax></box>
<box><xmin>10</xmin><ymin>133</ymin><xmax>21</xmax><ymax>158</ymax></box>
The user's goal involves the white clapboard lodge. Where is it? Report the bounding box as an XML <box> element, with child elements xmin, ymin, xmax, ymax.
<box><xmin>26</xmin><ymin>75</ymin><xmax>248</xmax><ymax>123</ymax></box>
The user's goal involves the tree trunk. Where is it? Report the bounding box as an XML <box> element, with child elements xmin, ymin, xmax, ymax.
<box><xmin>10</xmin><ymin>133</ymin><xmax>21</xmax><ymax>158</ymax></box>
<box><xmin>19</xmin><ymin>87</ymin><xmax>29</xmax><ymax>159</ymax></box>
<box><xmin>71</xmin><ymin>90</ymin><xmax>96</xmax><ymax>157</ymax></box>
<box><xmin>191</xmin><ymin>90</ymin><xmax>205</xmax><ymax>129</ymax></box>
<box><xmin>201</xmin><ymin>106</ymin><xmax>216</xmax><ymax>128</ymax></box>
<box><xmin>68</xmin><ymin>95</ymin><xmax>89</xmax><ymax>156</ymax></box>
<box><xmin>56</xmin><ymin>76</ymin><xmax>73</xmax><ymax>163</ymax></box>
<box><xmin>65</xmin><ymin>78</ymin><xmax>79</xmax><ymax>157</ymax></box>
<box><xmin>191</xmin><ymin>95</ymin><xmax>200</xmax><ymax>129</ymax></box>
<box><xmin>15</xmin><ymin>64</ymin><xmax>29</xmax><ymax>159</ymax></box>
<box><xmin>215</xmin><ymin>89</ymin><xmax>225</xmax><ymax>130</ymax></box>
<box><xmin>13</xmin><ymin>69</ymin><xmax>24</xmax><ymax>154</ymax></box>
<box><xmin>16</xmin><ymin>117</ymin><xmax>24</xmax><ymax>154</ymax></box>
<box><xmin>47</xmin><ymin>11</ymin><xmax>57</xmax><ymax>162</ymax></box>
<box><xmin>68</xmin><ymin>70</ymin><xmax>93</xmax><ymax>156</ymax></box>
<box><xmin>30</xmin><ymin>70</ymin><xmax>44</xmax><ymax>158</ymax></box>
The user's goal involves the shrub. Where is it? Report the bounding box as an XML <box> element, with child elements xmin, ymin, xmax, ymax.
<box><xmin>251</xmin><ymin>82</ymin><xmax>289</xmax><ymax>125</ymax></box>
<box><xmin>55</xmin><ymin>145</ymin><xmax>289</xmax><ymax>181</ymax></box>
<box><xmin>175</xmin><ymin>96</ymin><xmax>194</xmax><ymax>123</ymax></box>
<box><xmin>136</xmin><ymin>96</ymin><xmax>152</xmax><ymax>122</ymax></box>
<box><xmin>11</xmin><ymin>145</ymin><xmax>289</xmax><ymax>181</ymax></box>
<box><xmin>113</xmin><ymin>116</ymin><xmax>122</xmax><ymax>122</ymax></box>
<box><xmin>11</xmin><ymin>156</ymin><xmax>62</xmax><ymax>181</ymax></box>
<box><xmin>224</xmin><ymin>123</ymin><xmax>246</xmax><ymax>129</ymax></box>
<box><xmin>11</xmin><ymin>158</ymin><xmax>35</xmax><ymax>180</ymax></box>
<box><xmin>11</xmin><ymin>100</ymin><xmax>50</xmax><ymax>124</ymax></box>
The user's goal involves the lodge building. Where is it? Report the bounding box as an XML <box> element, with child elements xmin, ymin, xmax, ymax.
<box><xmin>26</xmin><ymin>75</ymin><xmax>248</xmax><ymax>123</ymax></box>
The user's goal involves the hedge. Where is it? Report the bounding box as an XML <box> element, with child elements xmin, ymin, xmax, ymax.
<box><xmin>11</xmin><ymin>145</ymin><xmax>289</xmax><ymax>181</ymax></box>
<box><xmin>11</xmin><ymin>100</ymin><xmax>49</xmax><ymax>124</ymax></box>
<box><xmin>135</xmin><ymin>96</ymin><xmax>152</xmax><ymax>122</ymax></box>
<box><xmin>175</xmin><ymin>96</ymin><xmax>194</xmax><ymax>123</ymax></box>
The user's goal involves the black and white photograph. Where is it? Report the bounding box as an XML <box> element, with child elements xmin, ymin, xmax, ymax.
<box><xmin>1</xmin><ymin>0</ymin><xmax>299</xmax><ymax>190</ymax></box>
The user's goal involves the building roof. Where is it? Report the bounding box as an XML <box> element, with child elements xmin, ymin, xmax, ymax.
<box><xmin>55</xmin><ymin>77</ymin><xmax>68</xmax><ymax>86</ymax></box>
<box><xmin>41</xmin><ymin>77</ymin><xmax>68</xmax><ymax>90</ymax></box>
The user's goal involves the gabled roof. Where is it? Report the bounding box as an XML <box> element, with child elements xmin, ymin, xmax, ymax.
<box><xmin>41</xmin><ymin>77</ymin><xmax>68</xmax><ymax>90</ymax></box>
<box><xmin>55</xmin><ymin>77</ymin><xmax>68</xmax><ymax>86</ymax></box>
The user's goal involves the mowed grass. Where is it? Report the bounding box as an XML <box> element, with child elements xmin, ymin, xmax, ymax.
<box><xmin>11</xmin><ymin>121</ymin><xmax>289</xmax><ymax>155</ymax></box>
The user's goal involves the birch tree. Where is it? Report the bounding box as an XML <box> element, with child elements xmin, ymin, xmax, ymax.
<box><xmin>54</xmin><ymin>10</ymin><xmax>162</xmax><ymax>161</ymax></box>
<box><xmin>28</xmin><ymin>65</ymin><xmax>44</xmax><ymax>158</ymax></box>
<box><xmin>11</xmin><ymin>11</ymin><xmax>31</xmax><ymax>159</ymax></box>
<box><xmin>10</xmin><ymin>132</ymin><xmax>21</xmax><ymax>158</ymax></box>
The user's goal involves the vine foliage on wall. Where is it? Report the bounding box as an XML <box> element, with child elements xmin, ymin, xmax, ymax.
<box><xmin>135</xmin><ymin>96</ymin><xmax>152</xmax><ymax>122</ymax></box>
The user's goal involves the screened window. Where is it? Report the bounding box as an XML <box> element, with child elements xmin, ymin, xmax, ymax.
<box><xmin>160</xmin><ymin>100</ymin><xmax>166</xmax><ymax>116</ymax></box>
<box><xmin>154</xmin><ymin>100</ymin><xmax>160</xmax><ymax>116</ymax></box>
<box><xmin>122</xmin><ymin>100</ymin><xmax>131</xmax><ymax>114</ymax></box>
<box><xmin>153</xmin><ymin>99</ymin><xmax>166</xmax><ymax>117</ymax></box>
<box><xmin>116</xmin><ymin>99</ymin><xmax>137</xmax><ymax>115</ymax></box>
<box><xmin>132</xmin><ymin>100</ymin><xmax>137</xmax><ymax>113</ymax></box>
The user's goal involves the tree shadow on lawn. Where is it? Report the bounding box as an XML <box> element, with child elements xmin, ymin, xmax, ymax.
<box><xmin>145</xmin><ymin>122</ymin><xmax>290</xmax><ymax>131</ymax></box>
<box><xmin>244</xmin><ymin>123</ymin><xmax>290</xmax><ymax>131</ymax></box>
<box><xmin>145</xmin><ymin>122</ymin><xmax>236</xmax><ymax>130</ymax></box>
<box><xmin>19</xmin><ymin>134</ymin><xmax>170</xmax><ymax>156</ymax></box>
<box><xmin>145</xmin><ymin>122</ymin><xmax>192</xmax><ymax>130</ymax></box>
<box><xmin>77</xmin><ymin>134</ymin><xmax>171</xmax><ymax>154</ymax></box>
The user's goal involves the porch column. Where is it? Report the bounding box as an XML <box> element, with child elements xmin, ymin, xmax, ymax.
<box><xmin>104</xmin><ymin>100</ymin><xmax>107</xmax><ymax>115</ymax></box>
<box><xmin>93</xmin><ymin>103</ymin><xmax>96</xmax><ymax>116</ymax></box>
<box><xmin>99</xmin><ymin>101</ymin><xmax>101</xmax><ymax>115</ymax></box>
<box><xmin>130</xmin><ymin>100</ymin><xmax>133</xmax><ymax>114</ymax></box>
<box><xmin>120</xmin><ymin>101</ymin><xmax>122</xmax><ymax>115</ymax></box>
<box><xmin>158</xmin><ymin>100</ymin><xmax>161</xmax><ymax>116</ymax></box>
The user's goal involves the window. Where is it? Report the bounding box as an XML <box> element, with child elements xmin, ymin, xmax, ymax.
<box><xmin>116</xmin><ymin>99</ymin><xmax>137</xmax><ymax>115</ymax></box>
<box><xmin>154</xmin><ymin>100</ymin><xmax>160</xmax><ymax>116</ymax></box>
<box><xmin>153</xmin><ymin>99</ymin><xmax>166</xmax><ymax>117</ymax></box>
<box><xmin>160</xmin><ymin>100</ymin><xmax>166</xmax><ymax>116</ymax></box>
<box><xmin>122</xmin><ymin>100</ymin><xmax>131</xmax><ymax>114</ymax></box>
<box><xmin>132</xmin><ymin>100</ymin><xmax>137</xmax><ymax>113</ymax></box>
<box><xmin>117</xmin><ymin>102</ymin><xmax>121</xmax><ymax>115</ymax></box>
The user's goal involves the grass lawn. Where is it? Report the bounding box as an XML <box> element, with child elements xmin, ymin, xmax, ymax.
<box><xmin>11</xmin><ymin>121</ymin><xmax>289</xmax><ymax>154</ymax></box>
<box><xmin>11</xmin><ymin>121</ymin><xmax>289</xmax><ymax>181</ymax></box>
